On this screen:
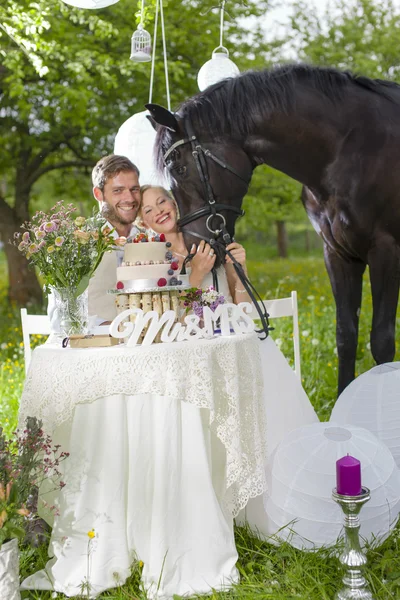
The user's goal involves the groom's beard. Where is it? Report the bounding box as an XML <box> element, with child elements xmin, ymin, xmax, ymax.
<box><xmin>101</xmin><ymin>201</ymin><xmax>139</xmax><ymax>227</ymax></box>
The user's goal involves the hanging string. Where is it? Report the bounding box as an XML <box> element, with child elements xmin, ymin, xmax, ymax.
<box><xmin>159</xmin><ymin>0</ymin><xmax>171</xmax><ymax>111</ymax></box>
<box><xmin>139</xmin><ymin>0</ymin><xmax>145</xmax><ymax>27</ymax></box>
<box><xmin>219</xmin><ymin>0</ymin><xmax>225</xmax><ymax>47</ymax></box>
<box><xmin>148</xmin><ymin>0</ymin><xmax>159</xmax><ymax>103</ymax></box>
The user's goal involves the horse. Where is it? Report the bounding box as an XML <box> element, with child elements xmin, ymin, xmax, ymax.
<box><xmin>146</xmin><ymin>63</ymin><xmax>400</xmax><ymax>395</ymax></box>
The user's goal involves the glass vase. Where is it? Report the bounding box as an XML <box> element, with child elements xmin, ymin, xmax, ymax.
<box><xmin>54</xmin><ymin>287</ymin><xmax>89</xmax><ymax>337</ymax></box>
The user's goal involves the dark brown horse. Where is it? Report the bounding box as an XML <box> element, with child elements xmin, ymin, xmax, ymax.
<box><xmin>147</xmin><ymin>64</ymin><xmax>400</xmax><ymax>394</ymax></box>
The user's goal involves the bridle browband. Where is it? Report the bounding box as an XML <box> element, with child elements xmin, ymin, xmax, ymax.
<box><xmin>162</xmin><ymin>114</ymin><xmax>272</xmax><ymax>339</ymax></box>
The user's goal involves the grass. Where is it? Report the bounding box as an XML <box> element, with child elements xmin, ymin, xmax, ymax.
<box><xmin>1</xmin><ymin>249</ymin><xmax>400</xmax><ymax>599</ymax></box>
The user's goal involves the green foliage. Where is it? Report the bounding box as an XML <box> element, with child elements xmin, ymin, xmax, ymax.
<box><xmin>238</xmin><ymin>165</ymin><xmax>306</xmax><ymax>236</ymax></box>
<box><xmin>290</xmin><ymin>0</ymin><xmax>400</xmax><ymax>79</ymax></box>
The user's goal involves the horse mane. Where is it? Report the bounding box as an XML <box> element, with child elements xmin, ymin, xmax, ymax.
<box><xmin>155</xmin><ymin>63</ymin><xmax>400</xmax><ymax>170</ymax></box>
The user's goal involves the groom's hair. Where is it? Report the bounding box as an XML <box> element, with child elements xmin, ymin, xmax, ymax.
<box><xmin>92</xmin><ymin>155</ymin><xmax>140</xmax><ymax>191</ymax></box>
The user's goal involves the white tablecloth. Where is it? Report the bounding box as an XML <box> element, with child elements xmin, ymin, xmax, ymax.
<box><xmin>19</xmin><ymin>333</ymin><xmax>318</xmax><ymax>598</ymax></box>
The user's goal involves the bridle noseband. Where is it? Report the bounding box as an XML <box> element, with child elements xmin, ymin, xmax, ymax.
<box><xmin>162</xmin><ymin>115</ymin><xmax>272</xmax><ymax>339</ymax></box>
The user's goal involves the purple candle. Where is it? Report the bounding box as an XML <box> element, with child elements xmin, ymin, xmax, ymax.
<box><xmin>336</xmin><ymin>455</ymin><xmax>362</xmax><ymax>496</ymax></box>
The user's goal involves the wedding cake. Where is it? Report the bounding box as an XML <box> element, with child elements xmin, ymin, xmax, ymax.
<box><xmin>113</xmin><ymin>233</ymin><xmax>190</xmax><ymax>333</ymax></box>
<box><xmin>115</xmin><ymin>232</ymin><xmax>190</xmax><ymax>292</ymax></box>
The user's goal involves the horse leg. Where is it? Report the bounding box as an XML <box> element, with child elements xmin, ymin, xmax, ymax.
<box><xmin>324</xmin><ymin>246</ymin><xmax>366</xmax><ymax>395</ymax></box>
<box><xmin>368</xmin><ymin>242</ymin><xmax>400</xmax><ymax>365</ymax></box>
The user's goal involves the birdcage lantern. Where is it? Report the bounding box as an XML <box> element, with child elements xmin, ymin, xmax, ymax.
<box><xmin>130</xmin><ymin>24</ymin><xmax>152</xmax><ymax>62</ymax></box>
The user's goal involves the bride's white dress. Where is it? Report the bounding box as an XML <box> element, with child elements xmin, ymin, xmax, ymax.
<box><xmin>204</xmin><ymin>267</ymin><xmax>319</xmax><ymax>534</ymax></box>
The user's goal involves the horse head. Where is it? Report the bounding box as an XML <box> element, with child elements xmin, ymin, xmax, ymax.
<box><xmin>146</xmin><ymin>102</ymin><xmax>253</xmax><ymax>266</ymax></box>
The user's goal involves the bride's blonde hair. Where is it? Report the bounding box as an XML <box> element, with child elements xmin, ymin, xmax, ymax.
<box><xmin>136</xmin><ymin>185</ymin><xmax>180</xmax><ymax>229</ymax></box>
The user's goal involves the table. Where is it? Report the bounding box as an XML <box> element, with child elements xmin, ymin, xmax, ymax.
<box><xmin>19</xmin><ymin>333</ymin><xmax>269</xmax><ymax>599</ymax></box>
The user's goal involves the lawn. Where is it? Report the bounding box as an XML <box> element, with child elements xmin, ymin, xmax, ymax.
<box><xmin>0</xmin><ymin>249</ymin><xmax>399</xmax><ymax>599</ymax></box>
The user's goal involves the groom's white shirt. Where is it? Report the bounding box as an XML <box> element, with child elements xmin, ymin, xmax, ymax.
<box><xmin>47</xmin><ymin>221</ymin><xmax>139</xmax><ymax>332</ymax></box>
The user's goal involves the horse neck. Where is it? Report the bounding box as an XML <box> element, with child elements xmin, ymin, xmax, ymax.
<box><xmin>243</xmin><ymin>94</ymin><xmax>343</xmax><ymax>188</ymax></box>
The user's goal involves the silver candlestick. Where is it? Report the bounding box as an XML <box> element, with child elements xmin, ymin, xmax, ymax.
<box><xmin>332</xmin><ymin>487</ymin><xmax>374</xmax><ymax>600</ymax></box>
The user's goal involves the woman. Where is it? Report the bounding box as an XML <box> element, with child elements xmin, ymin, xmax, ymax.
<box><xmin>139</xmin><ymin>185</ymin><xmax>250</xmax><ymax>303</ymax></box>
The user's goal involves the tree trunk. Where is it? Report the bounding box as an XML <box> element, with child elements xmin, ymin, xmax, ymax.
<box><xmin>0</xmin><ymin>196</ymin><xmax>43</xmax><ymax>307</ymax></box>
<box><xmin>276</xmin><ymin>220</ymin><xmax>288</xmax><ymax>258</ymax></box>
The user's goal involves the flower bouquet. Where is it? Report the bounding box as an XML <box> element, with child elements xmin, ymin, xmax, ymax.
<box><xmin>14</xmin><ymin>202</ymin><xmax>116</xmax><ymax>335</ymax></box>
<box><xmin>182</xmin><ymin>286</ymin><xmax>225</xmax><ymax>321</ymax></box>
<box><xmin>0</xmin><ymin>417</ymin><xmax>69</xmax><ymax>598</ymax></box>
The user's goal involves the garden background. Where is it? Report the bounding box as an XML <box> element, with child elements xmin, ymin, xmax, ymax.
<box><xmin>1</xmin><ymin>0</ymin><xmax>400</xmax><ymax>597</ymax></box>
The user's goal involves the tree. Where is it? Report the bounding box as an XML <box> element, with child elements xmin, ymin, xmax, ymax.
<box><xmin>237</xmin><ymin>165</ymin><xmax>304</xmax><ymax>257</ymax></box>
<box><xmin>0</xmin><ymin>0</ymin><xmax>274</xmax><ymax>304</ymax></box>
<box><xmin>290</xmin><ymin>0</ymin><xmax>400</xmax><ymax>81</ymax></box>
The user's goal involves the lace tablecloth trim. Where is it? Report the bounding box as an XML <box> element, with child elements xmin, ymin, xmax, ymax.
<box><xmin>19</xmin><ymin>333</ymin><xmax>267</xmax><ymax>516</ymax></box>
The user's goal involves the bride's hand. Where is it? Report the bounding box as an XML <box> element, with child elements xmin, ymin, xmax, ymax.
<box><xmin>225</xmin><ymin>242</ymin><xmax>246</xmax><ymax>267</ymax></box>
<box><xmin>189</xmin><ymin>241</ymin><xmax>216</xmax><ymax>286</ymax></box>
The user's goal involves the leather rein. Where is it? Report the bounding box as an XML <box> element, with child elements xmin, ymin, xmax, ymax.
<box><xmin>162</xmin><ymin>115</ymin><xmax>272</xmax><ymax>339</ymax></box>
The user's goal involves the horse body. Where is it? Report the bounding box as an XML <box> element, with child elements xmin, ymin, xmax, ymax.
<box><xmin>149</xmin><ymin>64</ymin><xmax>400</xmax><ymax>394</ymax></box>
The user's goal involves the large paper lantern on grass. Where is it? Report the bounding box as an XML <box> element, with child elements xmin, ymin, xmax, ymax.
<box><xmin>331</xmin><ymin>362</ymin><xmax>400</xmax><ymax>468</ymax></box>
<box><xmin>114</xmin><ymin>110</ymin><xmax>167</xmax><ymax>187</ymax></box>
<box><xmin>264</xmin><ymin>423</ymin><xmax>400</xmax><ymax>549</ymax></box>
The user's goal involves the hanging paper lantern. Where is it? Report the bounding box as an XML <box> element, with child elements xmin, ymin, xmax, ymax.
<box><xmin>114</xmin><ymin>110</ymin><xmax>167</xmax><ymax>187</ymax></box>
<box><xmin>197</xmin><ymin>47</ymin><xmax>240</xmax><ymax>92</ymax></box>
<box><xmin>261</xmin><ymin>423</ymin><xmax>400</xmax><ymax>549</ymax></box>
<box><xmin>130</xmin><ymin>25</ymin><xmax>152</xmax><ymax>62</ymax></box>
<box><xmin>330</xmin><ymin>362</ymin><xmax>400</xmax><ymax>468</ymax></box>
<box><xmin>61</xmin><ymin>0</ymin><xmax>119</xmax><ymax>8</ymax></box>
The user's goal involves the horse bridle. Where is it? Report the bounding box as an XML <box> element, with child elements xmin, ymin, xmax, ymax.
<box><xmin>164</xmin><ymin>115</ymin><xmax>247</xmax><ymax>242</ymax></box>
<box><xmin>162</xmin><ymin>115</ymin><xmax>272</xmax><ymax>339</ymax></box>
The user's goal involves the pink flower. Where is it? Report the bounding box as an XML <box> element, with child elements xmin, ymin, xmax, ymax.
<box><xmin>44</xmin><ymin>221</ymin><xmax>57</xmax><ymax>233</ymax></box>
<box><xmin>18</xmin><ymin>241</ymin><xmax>27</xmax><ymax>252</ymax></box>
<box><xmin>35</xmin><ymin>229</ymin><xmax>46</xmax><ymax>240</ymax></box>
<box><xmin>55</xmin><ymin>236</ymin><xmax>64</xmax><ymax>247</ymax></box>
<box><xmin>28</xmin><ymin>243</ymin><xmax>39</xmax><ymax>254</ymax></box>
<box><xmin>22</xmin><ymin>231</ymin><xmax>30</xmax><ymax>243</ymax></box>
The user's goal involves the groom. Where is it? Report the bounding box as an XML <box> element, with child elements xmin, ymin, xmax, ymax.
<box><xmin>48</xmin><ymin>154</ymin><xmax>142</xmax><ymax>329</ymax></box>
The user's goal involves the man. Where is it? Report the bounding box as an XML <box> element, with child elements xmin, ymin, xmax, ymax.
<box><xmin>48</xmin><ymin>154</ymin><xmax>141</xmax><ymax>329</ymax></box>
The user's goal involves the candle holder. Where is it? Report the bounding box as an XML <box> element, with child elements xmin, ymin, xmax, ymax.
<box><xmin>332</xmin><ymin>487</ymin><xmax>374</xmax><ymax>600</ymax></box>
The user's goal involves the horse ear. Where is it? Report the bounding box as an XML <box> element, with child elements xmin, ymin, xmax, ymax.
<box><xmin>146</xmin><ymin>115</ymin><xmax>159</xmax><ymax>131</ymax></box>
<box><xmin>145</xmin><ymin>103</ymin><xmax>179</xmax><ymax>132</ymax></box>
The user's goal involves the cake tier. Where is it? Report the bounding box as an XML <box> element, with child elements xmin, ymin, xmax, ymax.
<box><xmin>124</xmin><ymin>241</ymin><xmax>168</xmax><ymax>263</ymax></box>
<box><xmin>115</xmin><ymin>273</ymin><xmax>190</xmax><ymax>293</ymax></box>
<box><xmin>117</xmin><ymin>264</ymin><xmax>171</xmax><ymax>281</ymax></box>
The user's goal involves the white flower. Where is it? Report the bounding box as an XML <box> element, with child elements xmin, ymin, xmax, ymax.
<box><xmin>275</xmin><ymin>338</ymin><xmax>283</xmax><ymax>347</ymax></box>
<box><xmin>333</xmin><ymin>347</ymin><xmax>338</xmax><ymax>355</ymax></box>
<box><xmin>366</xmin><ymin>342</ymin><xmax>371</xmax><ymax>350</ymax></box>
<box><xmin>307</xmin><ymin>295</ymin><xmax>315</xmax><ymax>300</ymax></box>
<box><xmin>301</xmin><ymin>330</ymin><xmax>310</xmax><ymax>337</ymax></box>
<box><xmin>311</xmin><ymin>338</ymin><xmax>319</xmax><ymax>346</ymax></box>
<box><xmin>0</xmin><ymin>343</ymin><xmax>7</xmax><ymax>350</ymax></box>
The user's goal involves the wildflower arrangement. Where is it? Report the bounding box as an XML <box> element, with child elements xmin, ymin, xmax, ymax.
<box><xmin>14</xmin><ymin>201</ymin><xmax>116</xmax><ymax>297</ymax></box>
<box><xmin>182</xmin><ymin>286</ymin><xmax>225</xmax><ymax>319</ymax></box>
<box><xmin>0</xmin><ymin>417</ymin><xmax>69</xmax><ymax>546</ymax></box>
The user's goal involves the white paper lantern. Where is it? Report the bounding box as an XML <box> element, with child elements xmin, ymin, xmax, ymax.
<box><xmin>331</xmin><ymin>362</ymin><xmax>400</xmax><ymax>468</ymax></box>
<box><xmin>114</xmin><ymin>110</ymin><xmax>167</xmax><ymax>187</ymax></box>
<box><xmin>61</xmin><ymin>0</ymin><xmax>119</xmax><ymax>8</ymax></box>
<box><xmin>197</xmin><ymin>47</ymin><xmax>240</xmax><ymax>92</ymax></box>
<box><xmin>264</xmin><ymin>423</ymin><xmax>400</xmax><ymax>549</ymax></box>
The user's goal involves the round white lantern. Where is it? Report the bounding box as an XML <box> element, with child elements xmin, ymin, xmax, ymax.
<box><xmin>331</xmin><ymin>362</ymin><xmax>400</xmax><ymax>468</ymax></box>
<box><xmin>114</xmin><ymin>110</ymin><xmax>167</xmax><ymax>187</ymax></box>
<box><xmin>264</xmin><ymin>423</ymin><xmax>400</xmax><ymax>549</ymax></box>
<box><xmin>61</xmin><ymin>0</ymin><xmax>119</xmax><ymax>8</ymax></box>
<box><xmin>197</xmin><ymin>47</ymin><xmax>240</xmax><ymax>92</ymax></box>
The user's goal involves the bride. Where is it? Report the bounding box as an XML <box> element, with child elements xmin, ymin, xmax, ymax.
<box><xmin>139</xmin><ymin>184</ymin><xmax>319</xmax><ymax>536</ymax></box>
<box><xmin>139</xmin><ymin>184</ymin><xmax>250</xmax><ymax>303</ymax></box>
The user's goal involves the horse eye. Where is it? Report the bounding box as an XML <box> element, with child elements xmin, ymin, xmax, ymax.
<box><xmin>176</xmin><ymin>166</ymin><xmax>186</xmax><ymax>176</ymax></box>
